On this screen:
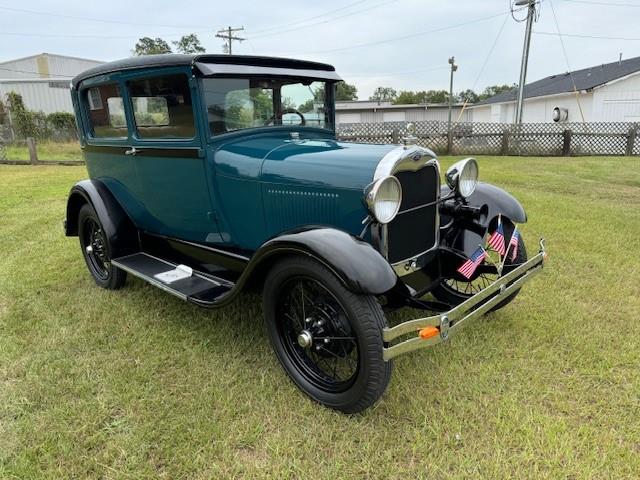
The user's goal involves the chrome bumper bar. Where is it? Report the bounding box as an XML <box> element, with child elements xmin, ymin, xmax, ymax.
<box><xmin>382</xmin><ymin>238</ymin><xmax>547</xmax><ymax>361</ymax></box>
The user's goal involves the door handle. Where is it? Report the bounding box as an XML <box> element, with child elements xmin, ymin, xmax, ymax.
<box><xmin>124</xmin><ymin>147</ymin><xmax>138</xmax><ymax>156</ymax></box>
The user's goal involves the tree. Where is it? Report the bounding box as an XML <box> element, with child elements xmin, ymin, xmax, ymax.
<box><xmin>479</xmin><ymin>84</ymin><xmax>516</xmax><ymax>101</ymax></box>
<box><xmin>369</xmin><ymin>87</ymin><xmax>397</xmax><ymax>103</ymax></box>
<box><xmin>394</xmin><ymin>89</ymin><xmax>449</xmax><ymax>105</ymax></box>
<box><xmin>132</xmin><ymin>37</ymin><xmax>172</xmax><ymax>56</ymax></box>
<box><xmin>336</xmin><ymin>82</ymin><xmax>358</xmax><ymax>101</ymax></box>
<box><xmin>172</xmin><ymin>34</ymin><xmax>206</xmax><ymax>54</ymax></box>
<box><xmin>457</xmin><ymin>89</ymin><xmax>479</xmax><ymax>104</ymax></box>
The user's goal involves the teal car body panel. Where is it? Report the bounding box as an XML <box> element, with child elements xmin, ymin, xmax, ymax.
<box><xmin>73</xmin><ymin>60</ymin><xmax>396</xmax><ymax>253</ymax></box>
<box><xmin>209</xmin><ymin>129</ymin><xmax>397</xmax><ymax>250</ymax></box>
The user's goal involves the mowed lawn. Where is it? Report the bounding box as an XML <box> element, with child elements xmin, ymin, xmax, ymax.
<box><xmin>1</xmin><ymin>156</ymin><xmax>639</xmax><ymax>479</ymax></box>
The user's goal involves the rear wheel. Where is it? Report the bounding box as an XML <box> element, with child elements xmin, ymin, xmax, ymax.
<box><xmin>263</xmin><ymin>257</ymin><xmax>392</xmax><ymax>413</ymax></box>
<box><xmin>78</xmin><ymin>203</ymin><xmax>127</xmax><ymax>290</ymax></box>
<box><xmin>433</xmin><ymin>235</ymin><xmax>527</xmax><ymax>312</ymax></box>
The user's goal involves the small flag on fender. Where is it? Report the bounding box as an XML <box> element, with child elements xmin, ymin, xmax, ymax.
<box><xmin>487</xmin><ymin>215</ymin><xmax>506</xmax><ymax>256</ymax></box>
<box><xmin>457</xmin><ymin>246</ymin><xmax>487</xmax><ymax>279</ymax></box>
<box><xmin>509</xmin><ymin>227</ymin><xmax>520</xmax><ymax>261</ymax></box>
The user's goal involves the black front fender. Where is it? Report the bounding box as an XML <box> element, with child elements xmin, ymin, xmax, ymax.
<box><xmin>65</xmin><ymin>179</ymin><xmax>138</xmax><ymax>258</ymax></box>
<box><xmin>239</xmin><ymin>227</ymin><xmax>398</xmax><ymax>296</ymax></box>
<box><xmin>441</xmin><ymin>182</ymin><xmax>527</xmax><ymax>257</ymax></box>
<box><xmin>465</xmin><ymin>182</ymin><xmax>527</xmax><ymax>225</ymax></box>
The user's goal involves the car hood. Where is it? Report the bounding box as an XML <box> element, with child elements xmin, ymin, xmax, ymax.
<box><xmin>260</xmin><ymin>139</ymin><xmax>398</xmax><ymax>190</ymax></box>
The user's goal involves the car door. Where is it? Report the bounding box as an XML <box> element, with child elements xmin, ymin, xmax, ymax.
<box><xmin>123</xmin><ymin>70</ymin><xmax>218</xmax><ymax>243</ymax></box>
<box><xmin>79</xmin><ymin>78</ymin><xmax>145</xmax><ymax>220</ymax></box>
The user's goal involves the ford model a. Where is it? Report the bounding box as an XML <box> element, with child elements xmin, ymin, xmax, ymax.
<box><xmin>65</xmin><ymin>54</ymin><xmax>546</xmax><ymax>412</ymax></box>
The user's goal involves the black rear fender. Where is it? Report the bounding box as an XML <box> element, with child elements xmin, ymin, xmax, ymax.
<box><xmin>65</xmin><ymin>179</ymin><xmax>138</xmax><ymax>258</ymax></box>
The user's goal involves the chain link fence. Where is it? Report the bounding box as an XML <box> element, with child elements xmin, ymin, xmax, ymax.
<box><xmin>336</xmin><ymin>121</ymin><xmax>640</xmax><ymax>156</ymax></box>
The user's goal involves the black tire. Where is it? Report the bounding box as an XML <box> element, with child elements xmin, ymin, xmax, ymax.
<box><xmin>78</xmin><ymin>203</ymin><xmax>127</xmax><ymax>290</ymax></box>
<box><xmin>433</xmin><ymin>235</ymin><xmax>528</xmax><ymax>312</ymax></box>
<box><xmin>263</xmin><ymin>256</ymin><xmax>392</xmax><ymax>413</ymax></box>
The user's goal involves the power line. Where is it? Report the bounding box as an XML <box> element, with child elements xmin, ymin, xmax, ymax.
<box><xmin>342</xmin><ymin>65</ymin><xmax>449</xmax><ymax>78</ymax></box>
<box><xmin>534</xmin><ymin>31</ymin><xmax>640</xmax><ymax>41</ymax></box>
<box><xmin>472</xmin><ymin>14</ymin><xmax>510</xmax><ymax>90</ymax></box>
<box><xmin>298</xmin><ymin>11</ymin><xmax>513</xmax><ymax>55</ymax></box>
<box><xmin>548</xmin><ymin>0</ymin><xmax>586</xmax><ymax>122</ymax></box>
<box><xmin>559</xmin><ymin>0</ymin><xmax>640</xmax><ymax>7</ymax></box>
<box><xmin>0</xmin><ymin>29</ymin><xmax>208</xmax><ymax>39</ymax></box>
<box><xmin>0</xmin><ymin>5</ymin><xmax>211</xmax><ymax>29</ymax></box>
<box><xmin>249</xmin><ymin>0</ymin><xmax>371</xmax><ymax>35</ymax></box>
<box><xmin>249</xmin><ymin>0</ymin><xmax>399</xmax><ymax>39</ymax></box>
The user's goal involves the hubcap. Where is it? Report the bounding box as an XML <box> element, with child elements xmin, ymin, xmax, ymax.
<box><xmin>297</xmin><ymin>330</ymin><xmax>313</xmax><ymax>348</ymax></box>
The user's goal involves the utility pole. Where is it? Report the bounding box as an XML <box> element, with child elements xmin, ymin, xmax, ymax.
<box><xmin>514</xmin><ymin>0</ymin><xmax>537</xmax><ymax>124</ymax></box>
<box><xmin>447</xmin><ymin>56</ymin><xmax>458</xmax><ymax>153</ymax></box>
<box><xmin>215</xmin><ymin>26</ymin><xmax>245</xmax><ymax>55</ymax></box>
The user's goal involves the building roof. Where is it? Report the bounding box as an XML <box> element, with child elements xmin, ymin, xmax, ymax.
<box><xmin>477</xmin><ymin>55</ymin><xmax>640</xmax><ymax>106</ymax></box>
<box><xmin>0</xmin><ymin>52</ymin><xmax>103</xmax><ymax>66</ymax></box>
<box><xmin>72</xmin><ymin>54</ymin><xmax>337</xmax><ymax>88</ymax></box>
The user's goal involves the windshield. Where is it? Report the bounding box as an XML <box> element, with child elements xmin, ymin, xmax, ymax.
<box><xmin>202</xmin><ymin>77</ymin><xmax>333</xmax><ymax>135</ymax></box>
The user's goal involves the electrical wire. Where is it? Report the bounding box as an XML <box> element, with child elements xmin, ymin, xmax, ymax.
<box><xmin>560</xmin><ymin>0</ymin><xmax>640</xmax><ymax>7</ymax></box>
<box><xmin>472</xmin><ymin>14</ymin><xmax>510</xmax><ymax>91</ymax></box>
<box><xmin>249</xmin><ymin>0</ymin><xmax>371</xmax><ymax>35</ymax></box>
<box><xmin>534</xmin><ymin>31</ymin><xmax>640</xmax><ymax>41</ymax></box>
<box><xmin>249</xmin><ymin>0</ymin><xmax>399</xmax><ymax>39</ymax></box>
<box><xmin>548</xmin><ymin>0</ymin><xmax>586</xmax><ymax>122</ymax></box>
<box><xmin>0</xmin><ymin>29</ymin><xmax>209</xmax><ymax>39</ymax></box>
<box><xmin>0</xmin><ymin>5</ymin><xmax>212</xmax><ymax>29</ymax></box>
<box><xmin>295</xmin><ymin>10</ymin><xmax>514</xmax><ymax>55</ymax></box>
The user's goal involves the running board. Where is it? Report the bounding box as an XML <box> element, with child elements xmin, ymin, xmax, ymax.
<box><xmin>111</xmin><ymin>252</ymin><xmax>233</xmax><ymax>305</ymax></box>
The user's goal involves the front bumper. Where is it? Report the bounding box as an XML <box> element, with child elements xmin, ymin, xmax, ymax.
<box><xmin>382</xmin><ymin>239</ymin><xmax>547</xmax><ymax>361</ymax></box>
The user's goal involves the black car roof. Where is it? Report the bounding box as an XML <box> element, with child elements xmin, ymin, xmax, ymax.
<box><xmin>71</xmin><ymin>54</ymin><xmax>337</xmax><ymax>88</ymax></box>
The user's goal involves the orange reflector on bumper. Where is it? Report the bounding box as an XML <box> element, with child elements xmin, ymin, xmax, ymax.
<box><xmin>418</xmin><ymin>326</ymin><xmax>440</xmax><ymax>340</ymax></box>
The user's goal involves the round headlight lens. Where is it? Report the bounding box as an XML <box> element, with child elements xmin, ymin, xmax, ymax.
<box><xmin>458</xmin><ymin>158</ymin><xmax>479</xmax><ymax>197</ymax></box>
<box><xmin>368</xmin><ymin>176</ymin><xmax>402</xmax><ymax>224</ymax></box>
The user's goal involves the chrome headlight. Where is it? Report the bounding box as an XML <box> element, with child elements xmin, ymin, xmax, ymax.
<box><xmin>366</xmin><ymin>176</ymin><xmax>402</xmax><ymax>224</ymax></box>
<box><xmin>445</xmin><ymin>158</ymin><xmax>479</xmax><ymax>198</ymax></box>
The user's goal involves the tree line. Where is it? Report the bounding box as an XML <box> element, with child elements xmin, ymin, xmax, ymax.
<box><xmin>368</xmin><ymin>85</ymin><xmax>516</xmax><ymax>104</ymax></box>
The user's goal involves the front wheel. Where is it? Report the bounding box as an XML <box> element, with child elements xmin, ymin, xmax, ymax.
<box><xmin>262</xmin><ymin>257</ymin><xmax>392</xmax><ymax>413</ymax></box>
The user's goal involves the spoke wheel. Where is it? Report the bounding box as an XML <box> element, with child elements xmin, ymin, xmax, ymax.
<box><xmin>278</xmin><ymin>276</ymin><xmax>359</xmax><ymax>393</ymax></box>
<box><xmin>78</xmin><ymin>203</ymin><xmax>127</xmax><ymax>290</ymax></box>
<box><xmin>263</xmin><ymin>256</ymin><xmax>392</xmax><ymax>413</ymax></box>
<box><xmin>82</xmin><ymin>216</ymin><xmax>110</xmax><ymax>280</ymax></box>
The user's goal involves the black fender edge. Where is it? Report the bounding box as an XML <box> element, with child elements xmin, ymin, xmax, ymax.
<box><xmin>233</xmin><ymin>227</ymin><xmax>398</xmax><ymax>297</ymax></box>
<box><xmin>65</xmin><ymin>179</ymin><xmax>138</xmax><ymax>258</ymax></box>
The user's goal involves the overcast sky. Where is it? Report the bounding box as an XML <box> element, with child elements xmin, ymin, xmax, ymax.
<box><xmin>1</xmin><ymin>0</ymin><xmax>638</xmax><ymax>98</ymax></box>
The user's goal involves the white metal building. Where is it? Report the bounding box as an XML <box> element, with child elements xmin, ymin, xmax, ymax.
<box><xmin>336</xmin><ymin>100</ymin><xmax>471</xmax><ymax>124</ymax></box>
<box><xmin>469</xmin><ymin>55</ymin><xmax>640</xmax><ymax>123</ymax></box>
<box><xmin>0</xmin><ymin>53</ymin><xmax>103</xmax><ymax>114</ymax></box>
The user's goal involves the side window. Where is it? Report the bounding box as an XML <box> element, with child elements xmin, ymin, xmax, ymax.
<box><xmin>127</xmin><ymin>74</ymin><xmax>195</xmax><ymax>139</ymax></box>
<box><xmin>84</xmin><ymin>83</ymin><xmax>127</xmax><ymax>139</ymax></box>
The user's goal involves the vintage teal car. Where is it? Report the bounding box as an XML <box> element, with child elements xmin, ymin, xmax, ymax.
<box><xmin>65</xmin><ymin>54</ymin><xmax>546</xmax><ymax>412</ymax></box>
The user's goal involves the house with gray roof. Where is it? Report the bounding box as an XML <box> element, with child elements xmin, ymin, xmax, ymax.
<box><xmin>468</xmin><ymin>55</ymin><xmax>640</xmax><ymax>123</ymax></box>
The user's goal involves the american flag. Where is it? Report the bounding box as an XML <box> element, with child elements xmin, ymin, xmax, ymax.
<box><xmin>509</xmin><ymin>227</ymin><xmax>520</xmax><ymax>261</ymax></box>
<box><xmin>457</xmin><ymin>246</ymin><xmax>487</xmax><ymax>279</ymax></box>
<box><xmin>487</xmin><ymin>216</ymin><xmax>506</xmax><ymax>256</ymax></box>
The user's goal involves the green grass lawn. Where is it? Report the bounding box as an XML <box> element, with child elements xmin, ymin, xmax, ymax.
<box><xmin>4</xmin><ymin>141</ymin><xmax>82</xmax><ymax>162</ymax></box>
<box><xmin>1</xmin><ymin>157</ymin><xmax>639</xmax><ymax>479</ymax></box>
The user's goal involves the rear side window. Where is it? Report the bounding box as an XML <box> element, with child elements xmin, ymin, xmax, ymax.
<box><xmin>127</xmin><ymin>74</ymin><xmax>195</xmax><ymax>139</ymax></box>
<box><xmin>84</xmin><ymin>83</ymin><xmax>127</xmax><ymax>138</ymax></box>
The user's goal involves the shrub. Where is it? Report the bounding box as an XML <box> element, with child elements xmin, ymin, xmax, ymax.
<box><xmin>47</xmin><ymin>112</ymin><xmax>76</xmax><ymax>130</ymax></box>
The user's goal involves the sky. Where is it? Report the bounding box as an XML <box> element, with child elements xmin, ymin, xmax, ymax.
<box><xmin>1</xmin><ymin>0</ymin><xmax>638</xmax><ymax>99</ymax></box>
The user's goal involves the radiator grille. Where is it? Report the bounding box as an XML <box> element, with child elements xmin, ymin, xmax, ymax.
<box><xmin>387</xmin><ymin>165</ymin><xmax>439</xmax><ymax>264</ymax></box>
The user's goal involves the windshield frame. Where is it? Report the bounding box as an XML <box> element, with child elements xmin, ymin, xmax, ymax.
<box><xmin>199</xmin><ymin>75</ymin><xmax>337</xmax><ymax>137</ymax></box>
